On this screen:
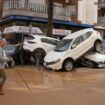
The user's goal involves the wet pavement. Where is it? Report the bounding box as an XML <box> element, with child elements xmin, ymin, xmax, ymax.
<box><xmin>1</xmin><ymin>66</ymin><xmax>105</xmax><ymax>105</ymax></box>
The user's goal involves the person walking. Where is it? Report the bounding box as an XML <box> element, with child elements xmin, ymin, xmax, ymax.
<box><xmin>0</xmin><ymin>39</ymin><xmax>12</xmax><ymax>95</ymax></box>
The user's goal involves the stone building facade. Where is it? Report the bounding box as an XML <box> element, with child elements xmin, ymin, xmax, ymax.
<box><xmin>0</xmin><ymin>0</ymin><xmax>97</xmax><ymax>35</ymax></box>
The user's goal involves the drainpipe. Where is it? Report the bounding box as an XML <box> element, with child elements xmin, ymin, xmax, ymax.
<box><xmin>0</xmin><ymin>0</ymin><xmax>4</xmax><ymax>18</ymax></box>
<box><xmin>47</xmin><ymin>0</ymin><xmax>53</xmax><ymax>37</ymax></box>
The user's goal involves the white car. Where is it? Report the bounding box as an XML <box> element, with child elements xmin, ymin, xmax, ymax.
<box><xmin>80</xmin><ymin>52</ymin><xmax>105</xmax><ymax>68</ymax></box>
<box><xmin>44</xmin><ymin>28</ymin><xmax>102</xmax><ymax>71</ymax></box>
<box><xmin>23</xmin><ymin>35</ymin><xmax>59</xmax><ymax>63</ymax></box>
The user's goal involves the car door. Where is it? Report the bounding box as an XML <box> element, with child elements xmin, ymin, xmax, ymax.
<box><xmin>81</xmin><ymin>31</ymin><xmax>93</xmax><ymax>52</ymax></box>
<box><xmin>70</xmin><ymin>32</ymin><xmax>94</xmax><ymax>60</ymax></box>
<box><xmin>68</xmin><ymin>35</ymin><xmax>84</xmax><ymax>60</ymax></box>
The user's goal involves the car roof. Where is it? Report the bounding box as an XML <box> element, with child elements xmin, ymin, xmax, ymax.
<box><xmin>63</xmin><ymin>28</ymin><xmax>95</xmax><ymax>39</ymax></box>
<box><xmin>29</xmin><ymin>34</ymin><xmax>60</xmax><ymax>41</ymax></box>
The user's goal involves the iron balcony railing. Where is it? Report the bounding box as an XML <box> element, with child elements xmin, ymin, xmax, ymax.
<box><xmin>98</xmin><ymin>0</ymin><xmax>105</xmax><ymax>8</ymax></box>
<box><xmin>2</xmin><ymin>0</ymin><xmax>76</xmax><ymax>21</ymax></box>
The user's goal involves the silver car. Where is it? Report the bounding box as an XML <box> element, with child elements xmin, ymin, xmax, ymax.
<box><xmin>80</xmin><ymin>52</ymin><xmax>105</xmax><ymax>68</ymax></box>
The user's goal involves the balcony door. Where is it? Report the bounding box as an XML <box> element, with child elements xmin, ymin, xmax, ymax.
<box><xmin>29</xmin><ymin>0</ymin><xmax>45</xmax><ymax>4</ymax></box>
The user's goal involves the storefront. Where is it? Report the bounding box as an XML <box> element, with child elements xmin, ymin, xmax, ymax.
<box><xmin>0</xmin><ymin>15</ymin><xmax>94</xmax><ymax>36</ymax></box>
<box><xmin>2</xmin><ymin>25</ymin><xmax>43</xmax><ymax>44</ymax></box>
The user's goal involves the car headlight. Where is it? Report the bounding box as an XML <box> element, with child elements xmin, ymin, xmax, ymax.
<box><xmin>45</xmin><ymin>59</ymin><xmax>60</xmax><ymax>65</ymax></box>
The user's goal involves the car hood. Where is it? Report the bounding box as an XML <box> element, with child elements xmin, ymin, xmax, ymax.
<box><xmin>83</xmin><ymin>52</ymin><xmax>105</xmax><ymax>62</ymax></box>
<box><xmin>44</xmin><ymin>50</ymin><xmax>66</xmax><ymax>62</ymax></box>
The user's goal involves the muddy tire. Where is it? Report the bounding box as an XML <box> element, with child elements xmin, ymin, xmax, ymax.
<box><xmin>63</xmin><ymin>59</ymin><xmax>74</xmax><ymax>71</ymax></box>
<box><xmin>94</xmin><ymin>41</ymin><xmax>102</xmax><ymax>53</ymax></box>
<box><xmin>33</xmin><ymin>49</ymin><xmax>46</xmax><ymax>64</ymax></box>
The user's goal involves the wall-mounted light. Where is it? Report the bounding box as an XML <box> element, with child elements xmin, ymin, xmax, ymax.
<box><xmin>65</xmin><ymin>0</ymin><xmax>69</xmax><ymax>3</ymax></box>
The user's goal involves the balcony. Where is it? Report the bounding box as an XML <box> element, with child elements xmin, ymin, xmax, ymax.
<box><xmin>98</xmin><ymin>16</ymin><xmax>105</xmax><ymax>26</ymax></box>
<box><xmin>98</xmin><ymin>1</ymin><xmax>105</xmax><ymax>8</ymax></box>
<box><xmin>2</xmin><ymin>1</ymin><xmax>76</xmax><ymax>22</ymax></box>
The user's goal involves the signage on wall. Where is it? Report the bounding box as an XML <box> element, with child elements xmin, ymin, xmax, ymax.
<box><xmin>3</xmin><ymin>26</ymin><xmax>43</xmax><ymax>34</ymax></box>
<box><xmin>53</xmin><ymin>29</ymin><xmax>71</xmax><ymax>36</ymax></box>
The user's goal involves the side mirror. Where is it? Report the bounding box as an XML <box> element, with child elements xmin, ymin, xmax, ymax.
<box><xmin>71</xmin><ymin>44</ymin><xmax>77</xmax><ymax>49</ymax></box>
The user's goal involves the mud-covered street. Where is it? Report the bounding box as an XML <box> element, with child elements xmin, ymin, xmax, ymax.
<box><xmin>1</xmin><ymin>66</ymin><xmax>105</xmax><ymax>105</ymax></box>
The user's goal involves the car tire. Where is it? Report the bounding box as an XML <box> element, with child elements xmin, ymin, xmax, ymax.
<box><xmin>94</xmin><ymin>41</ymin><xmax>102</xmax><ymax>52</ymax></box>
<box><xmin>63</xmin><ymin>59</ymin><xmax>74</xmax><ymax>71</ymax></box>
<box><xmin>33</xmin><ymin>49</ymin><xmax>46</xmax><ymax>65</ymax></box>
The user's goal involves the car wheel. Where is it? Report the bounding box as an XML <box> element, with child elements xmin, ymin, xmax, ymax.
<box><xmin>63</xmin><ymin>59</ymin><xmax>74</xmax><ymax>71</ymax></box>
<box><xmin>33</xmin><ymin>49</ymin><xmax>46</xmax><ymax>64</ymax></box>
<box><xmin>94</xmin><ymin>41</ymin><xmax>102</xmax><ymax>52</ymax></box>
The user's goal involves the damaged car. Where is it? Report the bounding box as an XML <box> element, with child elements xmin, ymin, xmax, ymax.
<box><xmin>44</xmin><ymin>28</ymin><xmax>102</xmax><ymax>71</ymax></box>
<box><xmin>79</xmin><ymin>52</ymin><xmax>105</xmax><ymax>68</ymax></box>
<box><xmin>23</xmin><ymin>35</ymin><xmax>60</xmax><ymax>64</ymax></box>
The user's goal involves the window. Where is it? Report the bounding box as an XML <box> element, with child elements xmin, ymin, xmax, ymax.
<box><xmin>19</xmin><ymin>0</ymin><xmax>25</xmax><ymax>9</ymax></box>
<box><xmin>66</xmin><ymin>5</ymin><xmax>76</xmax><ymax>17</ymax></box>
<box><xmin>73</xmin><ymin>36</ymin><xmax>84</xmax><ymax>46</ymax></box>
<box><xmin>54</xmin><ymin>39</ymin><xmax>72</xmax><ymax>52</ymax></box>
<box><xmin>82</xmin><ymin>31</ymin><xmax>93</xmax><ymax>40</ymax></box>
<box><xmin>49</xmin><ymin>39</ymin><xmax>59</xmax><ymax>45</ymax></box>
<box><xmin>41</xmin><ymin>38</ymin><xmax>59</xmax><ymax>45</ymax></box>
<box><xmin>53</xmin><ymin>3</ymin><xmax>63</xmax><ymax>15</ymax></box>
<box><xmin>24</xmin><ymin>35</ymin><xmax>34</xmax><ymax>40</ymax></box>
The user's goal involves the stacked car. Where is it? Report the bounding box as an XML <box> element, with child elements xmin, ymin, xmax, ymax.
<box><xmin>23</xmin><ymin>35</ymin><xmax>60</xmax><ymax>64</ymax></box>
<box><xmin>44</xmin><ymin>28</ymin><xmax>103</xmax><ymax>71</ymax></box>
<box><xmin>22</xmin><ymin>28</ymin><xmax>105</xmax><ymax>71</ymax></box>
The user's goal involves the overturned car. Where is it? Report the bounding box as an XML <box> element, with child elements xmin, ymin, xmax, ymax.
<box><xmin>79</xmin><ymin>52</ymin><xmax>105</xmax><ymax>68</ymax></box>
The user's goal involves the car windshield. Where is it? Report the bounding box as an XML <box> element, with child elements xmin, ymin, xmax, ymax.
<box><xmin>54</xmin><ymin>39</ymin><xmax>73</xmax><ymax>52</ymax></box>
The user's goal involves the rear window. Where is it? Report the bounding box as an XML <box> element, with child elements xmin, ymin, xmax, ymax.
<box><xmin>41</xmin><ymin>38</ymin><xmax>59</xmax><ymax>45</ymax></box>
<box><xmin>82</xmin><ymin>31</ymin><xmax>93</xmax><ymax>40</ymax></box>
<box><xmin>24</xmin><ymin>35</ymin><xmax>34</xmax><ymax>40</ymax></box>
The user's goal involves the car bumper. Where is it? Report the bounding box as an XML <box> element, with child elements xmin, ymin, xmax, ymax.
<box><xmin>43</xmin><ymin>61</ymin><xmax>62</xmax><ymax>70</ymax></box>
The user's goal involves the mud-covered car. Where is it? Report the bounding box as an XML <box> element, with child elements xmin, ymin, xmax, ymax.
<box><xmin>79</xmin><ymin>52</ymin><xmax>105</xmax><ymax>68</ymax></box>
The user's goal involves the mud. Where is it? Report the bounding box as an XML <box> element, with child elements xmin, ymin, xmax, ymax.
<box><xmin>1</xmin><ymin>66</ymin><xmax>105</xmax><ymax>105</ymax></box>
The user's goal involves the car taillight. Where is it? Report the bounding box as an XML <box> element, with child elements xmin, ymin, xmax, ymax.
<box><xmin>28</xmin><ymin>41</ymin><xmax>36</xmax><ymax>44</ymax></box>
<box><xmin>97</xmin><ymin>32</ymin><xmax>99</xmax><ymax>35</ymax></box>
